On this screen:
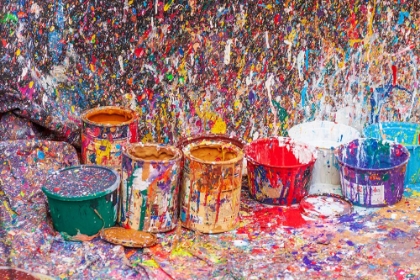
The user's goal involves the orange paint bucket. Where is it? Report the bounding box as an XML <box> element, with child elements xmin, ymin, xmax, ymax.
<box><xmin>180</xmin><ymin>140</ymin><xmax>244</xmax><ymax>233</ymax></box>
<box><xmin>81</xmin><ymin>106</ymin><xmax>138</xmax><ymax>172</ymax></box>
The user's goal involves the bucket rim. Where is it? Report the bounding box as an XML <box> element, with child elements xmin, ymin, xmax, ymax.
<box><xmin>176</xmin><ymin>133</ymin><xmax>245</xmax><ymax>149</ymax></box>
<box><xmin>363</xmin><ymin>122</ymin><xmax>420</xmax><ymax>148</ymax></box>
<box><xmin>123</xmin><ymin>143</ymin><xmax>182</xmax><ymax>163</ymax></box>
<box><xmin>81</xmin><ymin>106</ymin><xmax>138</xmax><ymax>127</ymax></box>
<box><xmin>182</xmin><ymin>140</ymin><xmax>244</xmax><ymax>165</ymax></box>
<box><xmin>244</xmin><ymin>137</ymin><xmax>317</xmax><ymax>169</ymax></box>
<box><xmin>42</xmin><ymin>165</ymin><xmax>120</xmax><ymax>201</ymax></box>
<box><xmin>334</xmin><ymin>138</ymin><xmax>410</xmax><ymax>172</ymax></box>
<box><xmin>288</xmin><ymin>120</ymin><xmax>361</xmax><ymax>149</ymax></box>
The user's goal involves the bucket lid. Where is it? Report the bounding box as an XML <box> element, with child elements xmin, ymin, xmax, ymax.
<box><xmin>42</xmin><ymin>165</ymin><xmax>120</xmax><ymax>201</ymax></box>
<box><xmin>299</xmin><ymin>194</ymin><xmax>353</xmax><ymax>219</ymax></box>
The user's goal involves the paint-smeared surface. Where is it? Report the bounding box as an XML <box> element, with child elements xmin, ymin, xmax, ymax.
<box><xmin>364</xmin><ymin>122</ymin><xmax>420</xmax><ymax>188</ymax></box>
<box><xmin>181</xmin><ymin>140</ymin><xmax>243</xmax><ymax>233</ymax></box>
<box><xmin>120</xmin><ymin>144</ymin><xmax>182</xmax><ymax>233</ymax></box>
<box><xmin>3</xmin><ymin>172</ymin><xmax>420</xmax><ymax>279</ymax></box>
<box><xmin>245</xmin><ymin>137</ymin><xmax>316</xmax><ymax>205</ymax></box>
<box><xmin>0</xmin><ymin>140</ymin><xmax>79</xmax><ymax>214</ymax></box>
<box><xmin>300</xmin><ymin>194</ymin><xmax>353</xmax><ymax>219</ymax></box>
<box><xmin>81</xmin><ymin>106</ymin><xmax>138</xmax><ymax>171</ymax></box>
<box><xmin>336</xmin><ymin>138</ymin><xmax>410</xmax><ymax>207</ymax></box>
<box><xmin>43</xmin><ymin>165</ymin><xmax>118</xmax><ymax>198</ymax></box>
<box><xmin>2</xmin><ymin>1</ymin><xmax>420</xmax><ymax>144</ymax></box>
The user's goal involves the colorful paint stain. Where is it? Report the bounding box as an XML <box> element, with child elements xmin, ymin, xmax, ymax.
<box><xmin>180</xmin><ymin>140</ymin><xmax>243</xmax><ymax>233</ymax></box>
<box><xmin>299</xmin><ymin>194</ymin><xmax>353</xmax><ymax>220</ymax></box>
<box><xmin>120</xmin><ymin>143</ymin><xmax>182</xmax><ymax>233</ymax></box>
<box><xmin>0</xmin><ymin>140</ymin><xmax>79</xmax><ymax>214</ymax></box>
<box><xmin>245</xmin><ymin>137</ymin><xmax>316</xmax><ymax>205</ymax></box>
<box><xmin>364</xmin><ymin>122</ymin><xmax>420</xmax><ymax>188</ymax></box>
<box><xmin>81</xmin><ymin>106</ymin><xmax>138</xmax><ymax>172</ymax></box>
<box><xmin>336</xmin><ymin>138</ymin><xmax>410</xmax><ymax>207</ymax></box>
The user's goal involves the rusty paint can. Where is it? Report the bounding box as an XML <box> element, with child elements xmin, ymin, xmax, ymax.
<box><xmin>180</xmin><ymin>140</ymin><xmax>244</xmax><ymax>233</ymax></box>
<box><xmin>81</xmin><ymin>106</ymin><xmax>138</xmax><ymax>172</ymax></box>
<box><xmin>120</xmin><ymin>143</ymin><xmax>182</xmax><ymax>232</ymax></box>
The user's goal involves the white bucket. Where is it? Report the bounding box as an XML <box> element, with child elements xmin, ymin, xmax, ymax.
<box><xmin>288</xmin><ymin>121</ymin><xmax>361</xmax><ymax>195</ymax></box>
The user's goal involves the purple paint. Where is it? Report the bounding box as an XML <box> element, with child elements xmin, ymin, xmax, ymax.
<box><xmin>43</xmin><ymin>165</ymin><xmax>118</xmax><ymax>198</ymax></box>
<box><xmin>335</xmin><ymin>138</ymin><xmax>409</xmax><ymax>207</ymax></box>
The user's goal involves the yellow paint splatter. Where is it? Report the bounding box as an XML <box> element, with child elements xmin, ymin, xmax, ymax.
<box><xmin>29</xmin><ymin>81</ymin><xmax>34</xmax><ymax>88</ymax></box>
<box><xmin>171</xmin><ymin>247</ymin><xmax>193</xmax><ymax>257</ymax></box>
<box><xmin>211</xmin><ymin>118</ymin><xmax>227</xmax><ymax>134</ymax></box>
<box><xmin>142</xmin><ymin>132</ymin><xmax>153</xmax><ymax>142</ymax></box>
<box><xmin>95</xmin><ymin>139</ymin><xmax>111</xmax><ymax>164</ymax></box>
<box><xmin>142</xmin><ymin>259</ymin><xmax>159</xmax><ymax>268</ymax></box>
<box><xmin>15</xmin><ymin>49</ymin><xmax>21</xmax><ymax>56</ymax></box>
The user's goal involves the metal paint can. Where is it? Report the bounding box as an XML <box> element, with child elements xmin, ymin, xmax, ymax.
<box><xmin>180</xmin><ymin>140</ymin><xmax>244</xmax><ymax>233</ymax></box>
<box><xmin>81</xmin><ymin>106</ymin><xmax>138</xmax><ymax>172</ymax></box>
<box><xmin>120</xmin><ymin>143</ymin><xmax>182</xmax><ymax>232</ymax></box>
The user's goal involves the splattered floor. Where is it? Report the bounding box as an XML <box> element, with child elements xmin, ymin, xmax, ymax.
<box><xmin>1</xmin><ymin>141</ymin><xmax>420</xmax><ymax>279</ymax></box>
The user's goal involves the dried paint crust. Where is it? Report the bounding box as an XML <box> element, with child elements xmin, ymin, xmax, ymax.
<box><xmin>100</xmin><ymin>227</ymin><xmax>157</xmax><ymax>248</ymax></box>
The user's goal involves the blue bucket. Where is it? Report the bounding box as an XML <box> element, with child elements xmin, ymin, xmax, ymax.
<box><xmin>363</xmin><ymin>122</ymin><xmax>420</xmax><ymax>187</ymax></box>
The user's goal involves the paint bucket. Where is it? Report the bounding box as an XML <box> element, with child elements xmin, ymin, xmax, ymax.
<box><xmin>42</xmin><ymin>165</ymin><xmax>120</xmax><ymax>236</ymax></box>
<box><xmin>177</xmin><ymin>134</ymin><xmax>246</xmax><ymax>175</ymax></box>
<box><xmin>299</xmin><ymin>194</ymin><xmax>353</xmax><ymax>220</ymax></box>
<box><xmin>288</xmin><ymin>121</ymin><xmax>360</xmax><ymax>195</ymax></box>
<box><xmin>120</xmin><ymin>143</ymin><xmax>182</xmax><ymax>233</ymax></box>
<box><xmin>335</xmin><ymin>138</ymin><xmax>409</xmax><ymax>207</ymax></box>
<box><xmin>245</xmin><ymin>137</ymin><xmax>317</xmax><ymax>205</ymax></box>
<box><xmin>363</xmin><ymin>122</ymin><xmax>420</xmax><ymax>187</ymax></box>
<box><xmin>180</xmin><ymin>140</ymin><xmax>244</xmax><ymax>233</ymax></box>
<box><xmin>81</xmin><ymin>106</ymin><xmax>138</xmax><ymax>172</ymax></box>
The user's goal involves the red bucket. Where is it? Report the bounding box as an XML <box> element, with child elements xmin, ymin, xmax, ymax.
<box><xmin>245</xmin><ymin>137</ymin><xmax>316</xmax><ymax>205</ymax></box>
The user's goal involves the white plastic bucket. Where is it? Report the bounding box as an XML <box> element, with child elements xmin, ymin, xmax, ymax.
<box><xmin>288</xmin><ymin>121</ymin><xmax>361</xmax><ymax>195</ymax></box>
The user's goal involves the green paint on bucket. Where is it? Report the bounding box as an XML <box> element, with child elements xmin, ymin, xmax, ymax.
<box><xmin>42</xmin><ymin>165</ymin><xmax>120</xmax><ymax>236</ymax></box>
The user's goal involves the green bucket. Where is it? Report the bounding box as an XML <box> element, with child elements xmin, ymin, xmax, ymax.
<box><xmin>42</xmin><ymin>165</ymin><xmax>120</xmax><ymax>236</ymax></box>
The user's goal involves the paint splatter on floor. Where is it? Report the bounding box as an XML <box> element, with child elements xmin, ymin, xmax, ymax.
<box><xmin>2</xmin><ymin>156</ymin><xmax>420</xmax><ymax>279</ymax></box>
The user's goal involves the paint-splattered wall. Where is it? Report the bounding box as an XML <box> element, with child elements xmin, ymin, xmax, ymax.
<box><xmin>1</xmin><ymin>1</ymin><xmax>419</xmax><ymax>146</ymax></box>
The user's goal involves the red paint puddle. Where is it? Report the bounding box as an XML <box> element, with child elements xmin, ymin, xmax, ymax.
<box><xmin>237</xmin><ymin>206</ymin><xmax>308</xmax><ymax>239</ymax></box>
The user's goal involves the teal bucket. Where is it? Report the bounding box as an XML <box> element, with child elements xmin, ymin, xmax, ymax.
<box><xmin>42</xmin><ymin>165</ymin><xmax>120</xmax><ymax>236</ymax></box>
<box><xmin>364</xmin><ymin>122</ymin><xmax>420</xmax><ymax>187</ymax></box>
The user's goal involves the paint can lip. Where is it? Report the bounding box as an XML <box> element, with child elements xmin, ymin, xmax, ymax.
<box><xmin>288</xmin><ymin>120</ymin><xmax>361</xmax><ymax>150</ymax></box>
<box><xmin>244</xmin><ymin>137</ymin><xmax>317</xmax><ymax>169</ymax></box>
<box><xmin>335</xmin><ymin>138</ymin><xmax>410</xmax><ymax>172</ymax></box>
<box><xmin>299</xmin><ymin>193</ymin><xmax>354</xmax><ymax>220</ymax></box>
<box><xmin>182</xmin><ymin>140</ymin><xmax>244</xmax><ymax>165</ymax></box>
<box><xmin>81</xmin><ymin>106</ymin><xmax>138</xmax><ymax>127</ymax></box>
<box><xmin>177</xmin><ymin>133</ymin><xmax>246</xmax><ymax>149</ymax></box>
<box><xmin>42</xmin><ymin>165</ymin><xmax>120</xmax><ymax>202</ymax></box>
<box><xmin>123</xmin><ymin>143</ymin><xmax>182</xmax><ymax>163</ymax></box>
<box><xmin>363</xmin><ymin>121</ymin><xmax>420</xmax><ymax>148</ymax></box>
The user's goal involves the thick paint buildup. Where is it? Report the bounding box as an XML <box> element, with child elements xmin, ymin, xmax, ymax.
<box><xmin>2</xmin><ymin>2</ymin><xmax>420</xmax><ymax>144</ymax></box>
<box><xmin>300</xmin><ymin>195</ymin><xmax>353</xmax><ymax>219</ymax></box>
<box><xmin>43</xmin><ymin>166</ymin><xmax>118</xmax><ymax>198</ymax></box>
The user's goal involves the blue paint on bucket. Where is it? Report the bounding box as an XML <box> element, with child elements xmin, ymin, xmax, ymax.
<box><xmin>364</xmin><ymin>122</ymin><xmax>420</xmax><ymax>192</ymax></box>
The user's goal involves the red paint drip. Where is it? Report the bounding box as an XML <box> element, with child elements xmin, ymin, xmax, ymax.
<box><xmin>392</xmin><ymin>65</ymin><xmax>397</xmax><ymax>86</ymax></box>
